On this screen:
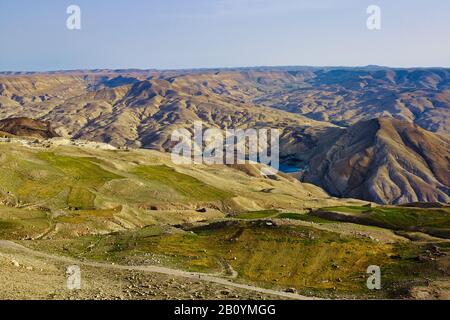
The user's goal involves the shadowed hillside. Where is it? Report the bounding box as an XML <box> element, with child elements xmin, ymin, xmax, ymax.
<box><xmin>303</xmin><ymin>118</ymin><xmax>450</xmax><ymax>204</ymax></box>
<box><xmin>0</xmin><ymin>117</ymin><xmax>59</xmax><ymax>139</ymax></box>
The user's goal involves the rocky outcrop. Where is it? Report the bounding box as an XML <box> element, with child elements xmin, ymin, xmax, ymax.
<box><xmin>304</xmin><ymin>118</ymin><xmax>450</xmax><ymax>204</ymax></box>
<box><xmin>0</xmin><ymin>117</ymin><xmax>60</xmax><ymax>139</ymax></box>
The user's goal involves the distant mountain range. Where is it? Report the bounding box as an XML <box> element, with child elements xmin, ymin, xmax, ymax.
<box><xmin>0</xmin><ymin>67</ymin><xmax>448</xmax><ymax>204</ymax></box>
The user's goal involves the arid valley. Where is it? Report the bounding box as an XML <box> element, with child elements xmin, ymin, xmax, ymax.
<box><xmin>0</xmin><ymin>67</ymin><xmax>449</xmax><ymax>300</ymax></box>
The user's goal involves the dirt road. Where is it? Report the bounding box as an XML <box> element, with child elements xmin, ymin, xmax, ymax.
<box><xmin>0</xmin><ymin>240</ymin><xmax>317</xmax><ymax>300</ymax></box>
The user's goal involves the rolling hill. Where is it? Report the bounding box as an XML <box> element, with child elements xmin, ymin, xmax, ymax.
<box><xmin>0</xmin><ymin>137</ymin><xmax>355</xmax><ymax>238</ymax></box>
<box><xmin>0</xmin><ymin>125</ymin><xmax>448</xmax><ymax>300</ymax></box>
<box><xmin>0</xmin><ymin>67</ymin><xmax>448</xmax><ymax>205</ymax></box>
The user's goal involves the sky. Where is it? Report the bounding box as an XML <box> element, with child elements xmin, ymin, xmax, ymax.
<box><xmin>0</xmin><ymin>0</ymin><xmax>449</xmax><ymax>71</ymax></box>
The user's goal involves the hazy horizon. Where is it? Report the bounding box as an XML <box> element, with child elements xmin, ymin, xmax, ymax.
<box><xmin>2</xmin><ymin>64</ymin><xmax>450</xmax><ymax>74</ymax></box>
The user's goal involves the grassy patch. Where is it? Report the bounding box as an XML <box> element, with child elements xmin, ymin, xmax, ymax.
<box><xmin>369</xmin><ymin>207</ymin><xmax>450</xmax><ymax>229</ymax></box>
<box><xmin>323</xmin><ymin>206</ymin><xmax>369</xmax><ymax>214</ymax></box>
<box><xmin>0</xmin><ymin>155</ymin><xmax>66</xmax><ymax>206</ymax></box>
<box><xmin>238</xmin><ymin>210</ymin><xmax>279</xmax><ymax>219</ymax></box>
<box><xmin>0</xmin><ymin>206</ymin><xmax>51</xmax><ymax>239</ymax></box>
<box><xmin>0</xmin><ymin>220</ymin><xmax>16</xmax><ymax>231</ymax></box>
<box><xmin>277</xmin><ymin>212</ymin><xmax>335</xmax><ymax>224</ymax></box>
<box><xmin>318</xmin><ymin>206</ymin><xmax>450</xmax><ymax>238</ymax></box>
<box><xmin>28</xmin><ymin>220</ymin><xmax>443</xmax><ymax>298</ymax></box>
<box><xmin>55</xmin><ymin>207</ymin><xmax>120</xmax><ymax>224</ymax></box>
<box><xmin>38</xmin><ymin>152</ymin><xmax>123</xmax><ymax>209</ymax></box>
<box><xmin>381</xmin><ymin>243</ymin><xmax>448</xmax><ymax>298</ymax></box>
<box><xmin>132</xmin><ymin>165</ymin><xmax>233</xmax><ymax>202</ymax></box>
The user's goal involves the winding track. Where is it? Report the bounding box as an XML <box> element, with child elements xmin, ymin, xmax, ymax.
<box><xmin>0</xmin><ymin>240</ymin><xmax>317</xmax><ymax>300</ymax></box>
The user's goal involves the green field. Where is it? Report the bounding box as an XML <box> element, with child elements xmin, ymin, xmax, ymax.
<box><xmin>28</xmin><ymin>220</ymin><xmax>447</xmax><ymax>298</ymax></box>
<box><xmin>0</xmin><ymin>206</ymin><xmax>51</xmax><ymax>239</ymax></box>
<box><xmin>318</xmin><ymin>206</ymin><xmax>450</xmax><ymax>238</ymax></box>
<box><xmin>132</xmin><ymin>165</ymin><xmax>234</xmax><ymax>202</ymax></box>
<box><xmin>1</xmin><ymin>144</ymin><xmax>448</xmax><ymax>299</ymax></box>
<box><xmin>322</xmin><ymin>206</ymin><xmax>369</xmax><ymax>214</ymax></box>
<box><xmin>0</xmin><ymin>150</ymin><xmax>235</xmax><ymax>213</ymax></box>
<box><xmin>237</xmin><ymin>210</ymin><xmax>279</xmax><ymax>219</ymax></box>
<box><xmin>38</xmin><ymin>152</ymin><xmax>123</xmax><ymax>210</ymax></box>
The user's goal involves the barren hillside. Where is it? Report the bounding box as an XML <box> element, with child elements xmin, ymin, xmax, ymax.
<box><xmin>303</xmin><ymin>118</ymin><xmax>450</xmax><ymax>204</ymax></box>
<box><xmin>0</xmin><ymin>67</ymin><xmax>448</xmax><ymax>205</ymax></box>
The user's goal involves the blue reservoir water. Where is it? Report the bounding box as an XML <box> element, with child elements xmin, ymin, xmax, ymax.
<box><xmin>278</xmin><ymin>164</ymin><xmax>301</xmax><ymax>173</ymax></box>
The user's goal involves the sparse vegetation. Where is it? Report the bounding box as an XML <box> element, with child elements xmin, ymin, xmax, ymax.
<box><xmin>28</xmin><ymin>220</ymin><xmax>448</xmax><ymax>299</ymax></box>
<box><xmin>38</xmin><ymin>152</ymin><xmax>123</xmax><ymax>209</ymax></box>
<box><xmin>0</xmin><ymin>141</ymin><xmax>448</xmax><ymax>300</ymax></box>
<box><xmin>0</xmin><ymin>206</ymin><xmax>51</xmax><ymax>239</ymax></box>
<box><xmin>132</xmin><ymin>165</ymin><xmax>234</xmax><ymax>202</ymax></box>
<box><xmin>317</xmin><ymin>206</ymin><xmax>450</xmax><ymax>238</ymax></box>
<box><xmin>277</xmin><ymin>212</ymin><xmax>336</xmax><ymax>224</ymax></box>
<box><xmin>237</xmin><ymin>210</ymin><xmax>279</xmax><ymax>219</ymax></box>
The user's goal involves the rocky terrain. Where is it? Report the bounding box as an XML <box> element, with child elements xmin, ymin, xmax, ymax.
<box><xmin>0</xmin><ymin>240</ymin><xmax>285</xmax><ymax>300</ymax></box>
<box><xmin>252</xmin><ymin>67</ymin><xmax>450</xmax><ymax>136</ymax></box>
<box><xmin>0</xmin><ymin>117</ymin><xmax>59</xmax><ymax>139</ymax></box>
<box><xmin>0</xmin><ymin>136</ymin><xmax>351</xmax><ymax>238</ymax></box>
<box><xmin>0</xmin><ymin>67</ymin><xmax>448</xmax><ymax>205</ymax></box>
<box><xmin>1</xmin><ymin>67</ymin><xmax>448</xmax><ymax>138</ymax></box>
<box><xmin>302</xmin><ymin>118</ymin><xmax>450</xmax><ymax>204</ymax></box>
<box><xmin>0</xmin><ymin>70</ymin><xmax>333</xmax><ymax>152</ymax></box>
<box><xmin>0</xmin><ymin>66</ymin><xmax>450</xmax><ymax>299</ymax></box>
<box><xmin>0</xmin><ymin>135</ymin><xmax>448</xmax><ymax>300</ymax></box>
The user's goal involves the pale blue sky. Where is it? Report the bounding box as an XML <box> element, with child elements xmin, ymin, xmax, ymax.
<box><xmin>0</xmin><ymin>0</ymin><xmax>449</xmax><ymax>71</ymax></box>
